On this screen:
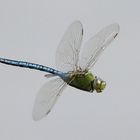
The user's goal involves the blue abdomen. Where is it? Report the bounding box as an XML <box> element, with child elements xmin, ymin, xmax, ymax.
<box><xmin>0</xmin><ymin>57</ymin><xmax>66</xmax><ymax>78</ymax></box>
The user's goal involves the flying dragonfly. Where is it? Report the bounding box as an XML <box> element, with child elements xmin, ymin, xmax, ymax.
<box><xmin>0</xmin><ymin>21</ymin><xmax>120</xmax><ymax>121</ymax></box>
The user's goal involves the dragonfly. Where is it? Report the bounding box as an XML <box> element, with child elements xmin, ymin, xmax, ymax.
<box><xmin>0</xmin><ymin>21</ymin><xmax>119</xmax><ymax>121</ymax></box>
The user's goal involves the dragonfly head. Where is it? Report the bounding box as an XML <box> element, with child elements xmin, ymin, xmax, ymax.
<box><xmin>93</xmin><ymin>76</ymin><xmax>106</xmax><ymax>93</ymax></box>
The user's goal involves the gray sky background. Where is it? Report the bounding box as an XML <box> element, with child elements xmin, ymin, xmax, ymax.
<box><xmin>0</xmin><ymin>0</ymin><xmax>139</xmax><ymax>140</ymax></box>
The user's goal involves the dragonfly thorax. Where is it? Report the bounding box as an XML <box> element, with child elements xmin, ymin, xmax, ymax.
<box><xmin>67</xmin><ymin>71</ymin><xmax>106</xmax><ymax>93</ymax></box>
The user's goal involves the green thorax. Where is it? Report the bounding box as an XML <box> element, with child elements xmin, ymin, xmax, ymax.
<box><xmin>68</xmin><ymin>72</ymin><xmax>95</xmax><ymax>92</ymax></box>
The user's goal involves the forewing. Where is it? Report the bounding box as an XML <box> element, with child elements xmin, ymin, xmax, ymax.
<box><xmin>80</xmin><ymin>23</ymin><xmax>120</xmax><ymax>71</ymax></box>
<box><xmin>56</xmin><ymin>21</ymin><xmax>83</xmax><ymax>72</ymax></box>
<box><xmin>32</xmin><ymin>78</ymin><xmax>66</xmax><ymax>121</ymax></box>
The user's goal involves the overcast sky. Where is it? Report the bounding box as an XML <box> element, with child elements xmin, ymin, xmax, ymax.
<box><xmin>0</xmin><ymin>0</ymin><xmax>140</xmax><ymax>140</ymax></box>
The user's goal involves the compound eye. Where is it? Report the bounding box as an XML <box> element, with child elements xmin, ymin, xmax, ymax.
<box><xmin>93</xmin><ymin>77</ymin><xmax>106</xmax><ymax>93</ymax></box>
<box><xmin>97</xmin><ymin>79</ymin><xmax>101</xmax><ymax>85</ymax></box>
<box><xmin>100</xmin><ymin>81</ymin><xmax>106</xmax><ymax>90</ymax></box>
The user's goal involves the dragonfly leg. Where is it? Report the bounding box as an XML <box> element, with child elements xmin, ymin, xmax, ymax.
<box><xmin>44</xmin><ymin>74</ymin><xmax>56</xmax><ymax>78</ymax></box>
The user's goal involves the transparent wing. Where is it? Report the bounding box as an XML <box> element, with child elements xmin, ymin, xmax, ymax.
<box><xmin>80</xmin><ymin>23</ymin><xmax>120</xmax><ymax>71</ymax></box>
<box><xmin>56</xmin><ymin>21</ymin><xmax>83</xmax><ymax>72</ymax></box>
<box><xmin>32</xmin><ymin>78</ymin><xmax>66</xmax><ymax>121</ymax></box>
